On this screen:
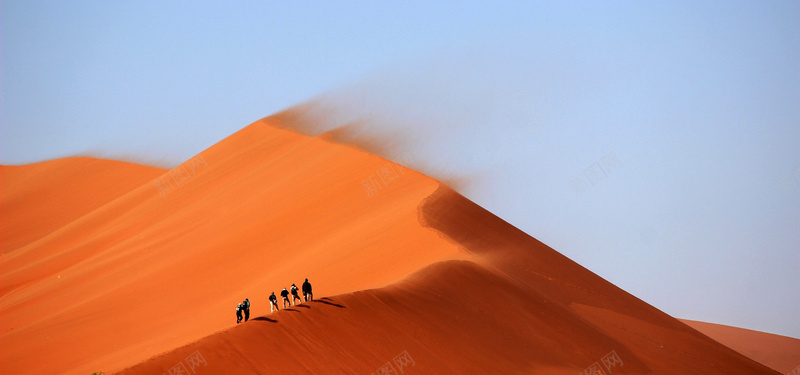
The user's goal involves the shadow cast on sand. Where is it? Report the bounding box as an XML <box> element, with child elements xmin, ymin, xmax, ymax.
<box><xmin>309</xmin><ymin>299</ymin><xmax>345</xmax><ymax>308</ymax></box>
<box><xmin>252</xmin><ymin>316</ymin><xmax>278</xmax><ymax>323</ymax></box>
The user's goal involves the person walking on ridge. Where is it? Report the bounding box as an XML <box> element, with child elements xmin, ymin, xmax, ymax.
<box><xmin>290</xmin><ymin>283</ymin><xmax>302</xmax><ymax>305</ymax></box>
<box><xmin>281</xmin><ymin>287</ymin><xmax>291</xmax><ymax>308</ymax></box>
<box><xmin>242</xmin><ymin>298</ymin><xmax>250</xmax><ymax>322</ymax></box>
<box><xmin>269</xmin><ymin>292</ymin><xmax>279</xmax><ymax>312</ymax></box>
<box><xmin>302</xmin><ymin>278</ymin><xmax>313</xmax><ymax>302</ymax></box>
<box><xmin>235</xmin><ymin>303</ymin><xmax>243</xmax><ymax>324</ymax></box>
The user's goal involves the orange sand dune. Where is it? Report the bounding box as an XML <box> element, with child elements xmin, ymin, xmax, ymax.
<box><xmin>0</xmin><ymin>158</ymin><xmax>165</xmax><ymax>254</ymax></box>
<box><xmin>0</xmin><ymin>114</ymin><xmax>470</xmax><ymax>374</ymax></box>
<box><xmin>681</xmin><ymin>319</ymin><xmax>800</xmax><ymax>373</ymax></box>
<box><xmin>1</xmin><ymin>111</ymin><xmax>783</xmax><ymax>374</ymax></box>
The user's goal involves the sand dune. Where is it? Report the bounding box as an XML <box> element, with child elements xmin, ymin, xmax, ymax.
<box><xmin>0</xmin><ymin>158</ymin><xmax>165</xmax><ymax>254</ymax></box>
<box><xmin>0</xmin><ymin>111</ymin><xmax>786</xmax><ymax>374</ymax></box>
<box><xmin>1</xmin><ymin>114</ymin><xmax>470</xmax><ymax>374</ymax></box>
<box><xmin>682</xmin><ymin>319</ymin><xmax>800</xmax><ymax>373</ymax></box>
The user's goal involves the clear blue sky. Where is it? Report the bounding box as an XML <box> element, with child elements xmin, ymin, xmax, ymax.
<box><xmin>2</xmin><ymin>1</ymin><xmax>799</xmax><ymax>338</ymax></box>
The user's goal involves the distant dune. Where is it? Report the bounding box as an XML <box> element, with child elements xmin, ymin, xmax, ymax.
<box><xmin>0</xmin><ymin>158</ymin><xmax>165</xmax><ymax>253</ymax></box>
<box><xmin>1</xmin><ymin>111</ymin><xmax>791</xmax><ymax>374</ymax></box>
<box><xmin>682</xmin><ymin>319</ymin><xmax>800</xmax><ymax>373</ymax></box>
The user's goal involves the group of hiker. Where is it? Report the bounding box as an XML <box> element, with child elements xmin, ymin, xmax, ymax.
<box><xmin>236</xmin><ymin>278</ymin><xmax>313</xmax><ymax>323</ymax></box>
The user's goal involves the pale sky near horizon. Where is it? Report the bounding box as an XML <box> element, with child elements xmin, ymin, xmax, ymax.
<box><xmin>2</xmin><ymin>1</ymin><xmax>799</xmax><ymax>338</ymax></box>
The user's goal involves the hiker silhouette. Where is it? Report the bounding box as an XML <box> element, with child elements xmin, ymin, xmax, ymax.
<box><xmin>280</xmin><ymin>288</ymin><xmax>290</xmax><ymax>308</ymax></box>
<box><xmin>290</xmin><ymin>284</ymin><xmax>302</xmax><ymax>305</ymax></box>
<box><xmin>302</xmin><ymin>278</ymin><xmax>313</xmax><ymax>301</ymax></box>
<box><xmin>269</xmin><ymin>292</ymin><xmax>279</xmax><ymax>312</ymax></box>
<box><xmin>243</xmin><ymin>298</ymin><xmax>250</xmax><ymax>322</ymax></box>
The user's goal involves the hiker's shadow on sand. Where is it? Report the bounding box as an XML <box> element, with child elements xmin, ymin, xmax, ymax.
<box><xmin>252</xmin><ymin>316</ymin><xmax>278</xmax><ymax>323</ymax></box>
<box><xmin>309</xmin><ymin>298</ymin><xmax>345</xmax><ymax>308</ymax></box>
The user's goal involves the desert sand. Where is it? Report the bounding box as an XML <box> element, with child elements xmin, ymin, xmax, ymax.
<box><xmin>0</xmin><ymin>110</ymin><xmax>792</xmax><ymax>374</ymax></box>
<box><xmin>682</xmin><ymin>319</ymin><xmax>800</xmax><ymax>374</ymax></box>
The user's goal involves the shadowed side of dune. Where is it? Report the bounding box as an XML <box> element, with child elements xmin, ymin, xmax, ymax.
<box><xmin>418</xmin><ymin>184</ymin><xmax>694</xmax><ymax>326</ymax></box>
<box><xmin>418</xmin><ymin>185</ymin><xmax>780</xmax><ymax>374</ymax></box>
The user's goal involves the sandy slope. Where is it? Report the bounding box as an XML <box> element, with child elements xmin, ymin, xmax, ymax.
<box><xmin>0</xmin><ymin>116</ymin><xmax>470</xmax><ymax>374</ymax></box>
<box><xmin>1</xmin><ymin>112</ymin><xmax>786</xmax><ymax>374</ymax></box>
<box><xmin>0</xmin><ymin>158</ymin><xmax>165</xmax><ymax>254</ymax></box>
<box><xmin>681</xmin><ymin>319</ymin><xmax>800</xmax><ymax>373</ymax></box>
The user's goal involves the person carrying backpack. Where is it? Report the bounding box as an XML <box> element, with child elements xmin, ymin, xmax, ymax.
<box><xmin>280</xmin><ymin>288</ymin><xmax>291</xmax><ymax>308</ymax></box>
<box><xmin>290</xmin><ymin>283</ymin><xmax>302</xmax><ymax>305</ymax></box>
<box><xmin>235</xmin><ymin>303</ymin><xmax>243</xmax><ymax>324</ymax></box>
<box><xmin>302</xmin><ymin>278</ymin><xmax>313</xmax><ymax>301</ymax></box>
<box><xmin>242</xmin><ymin>298</ymin><xmax>250</xmax><ymax>322</ymax></box>
<box><xmin>269</xmin><ymin>292</ymin><xmax>279</xmax><ymax>312</ymax></box>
